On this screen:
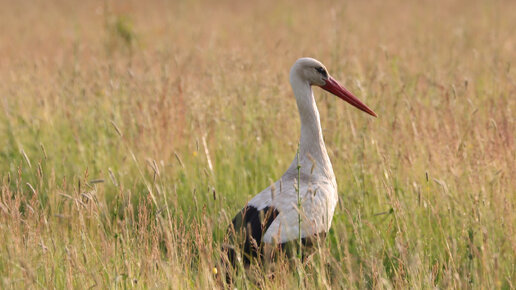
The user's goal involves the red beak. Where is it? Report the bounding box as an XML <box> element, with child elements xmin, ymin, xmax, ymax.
<box><xmin>320</xmin><ymin>77</ymin><xmax>377</xmax><ymax>117</ymax></box>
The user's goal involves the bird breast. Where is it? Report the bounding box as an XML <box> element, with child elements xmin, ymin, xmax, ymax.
<box><xmin>248</xmin><ymin>175</ymin><xmax>338</xmax><ymax>244</ymax></box>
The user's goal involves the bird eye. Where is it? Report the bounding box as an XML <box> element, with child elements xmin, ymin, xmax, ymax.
<box><xmin>315</xmin><ymin>67</ymin><xmax>327</xmax><ymax>77</ymax></box>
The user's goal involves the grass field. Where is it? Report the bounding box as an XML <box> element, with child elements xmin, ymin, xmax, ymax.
<box><xmin>0</xmin><ymin>0</ymin><xmax>515</xmax><ymax>288</ymax></box>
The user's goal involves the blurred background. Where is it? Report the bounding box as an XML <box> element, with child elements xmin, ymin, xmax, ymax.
<box><xmin>0</xmin><ymin>0</ymin><xmax>514</xmax><ymax>288</ymax></box>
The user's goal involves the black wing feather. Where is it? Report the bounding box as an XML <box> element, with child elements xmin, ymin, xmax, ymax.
<box><xmin>225</xmin><ymin>205</ymin><xmax>279</xmax><ymax>266</ymax></box>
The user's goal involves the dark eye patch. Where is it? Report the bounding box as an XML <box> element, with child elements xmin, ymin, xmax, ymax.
<box><xmin>315</xmin><ymin>66</ymin><xmax>328</xmax><ymax>78</ymax></box>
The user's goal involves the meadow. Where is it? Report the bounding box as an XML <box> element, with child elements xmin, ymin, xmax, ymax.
<box><xmin>0</xmin><ymin>0</ymin><xmax>515</xmax><ymax>288</ymax></box>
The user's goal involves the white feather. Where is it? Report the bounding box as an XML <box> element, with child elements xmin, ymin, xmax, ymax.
<box><xmin>247</xmin><ymin>58</ymin><xmax>339</xmax><ymax>244</ymax></box>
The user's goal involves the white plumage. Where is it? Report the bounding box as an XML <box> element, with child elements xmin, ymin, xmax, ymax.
<box><xmin>225</xmin><ymin>57</ymin><xmax>376</xmax><ymax>266</ymax></box>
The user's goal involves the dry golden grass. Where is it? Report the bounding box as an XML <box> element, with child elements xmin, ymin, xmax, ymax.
<box><xmin>0</xmin><ymin>0</ymin><xmax>515</xmax><ymax>288</ymax></box>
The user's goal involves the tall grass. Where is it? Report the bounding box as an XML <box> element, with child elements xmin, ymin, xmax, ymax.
<box><xmin>0</xmin><ymin>0</ymin><xmax>514</xmax><ymax>288</ymax></box>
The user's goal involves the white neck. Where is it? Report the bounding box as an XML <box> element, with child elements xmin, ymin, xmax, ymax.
<box><xmin>288</xmin><ymin>73</ymin><xmax>335</xmax><ymax>180</ymax></box>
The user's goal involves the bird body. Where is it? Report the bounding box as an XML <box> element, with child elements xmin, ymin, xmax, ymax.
<box><xmin>224</xmin><ymin>57</ymin><xmax>376</xmax><ymax>266</ymax></box>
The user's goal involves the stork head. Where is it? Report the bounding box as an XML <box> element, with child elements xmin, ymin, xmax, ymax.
<box><xmin>290</xmin><ymin>57</ymin><xmax>377</xmax><ymax>117</ymax></box>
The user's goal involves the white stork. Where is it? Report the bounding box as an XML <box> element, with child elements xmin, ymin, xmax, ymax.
<box><xmin>224</xmin><ymin>57</ymin><xmax>377</xmax><ymax>267</ymax></box>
